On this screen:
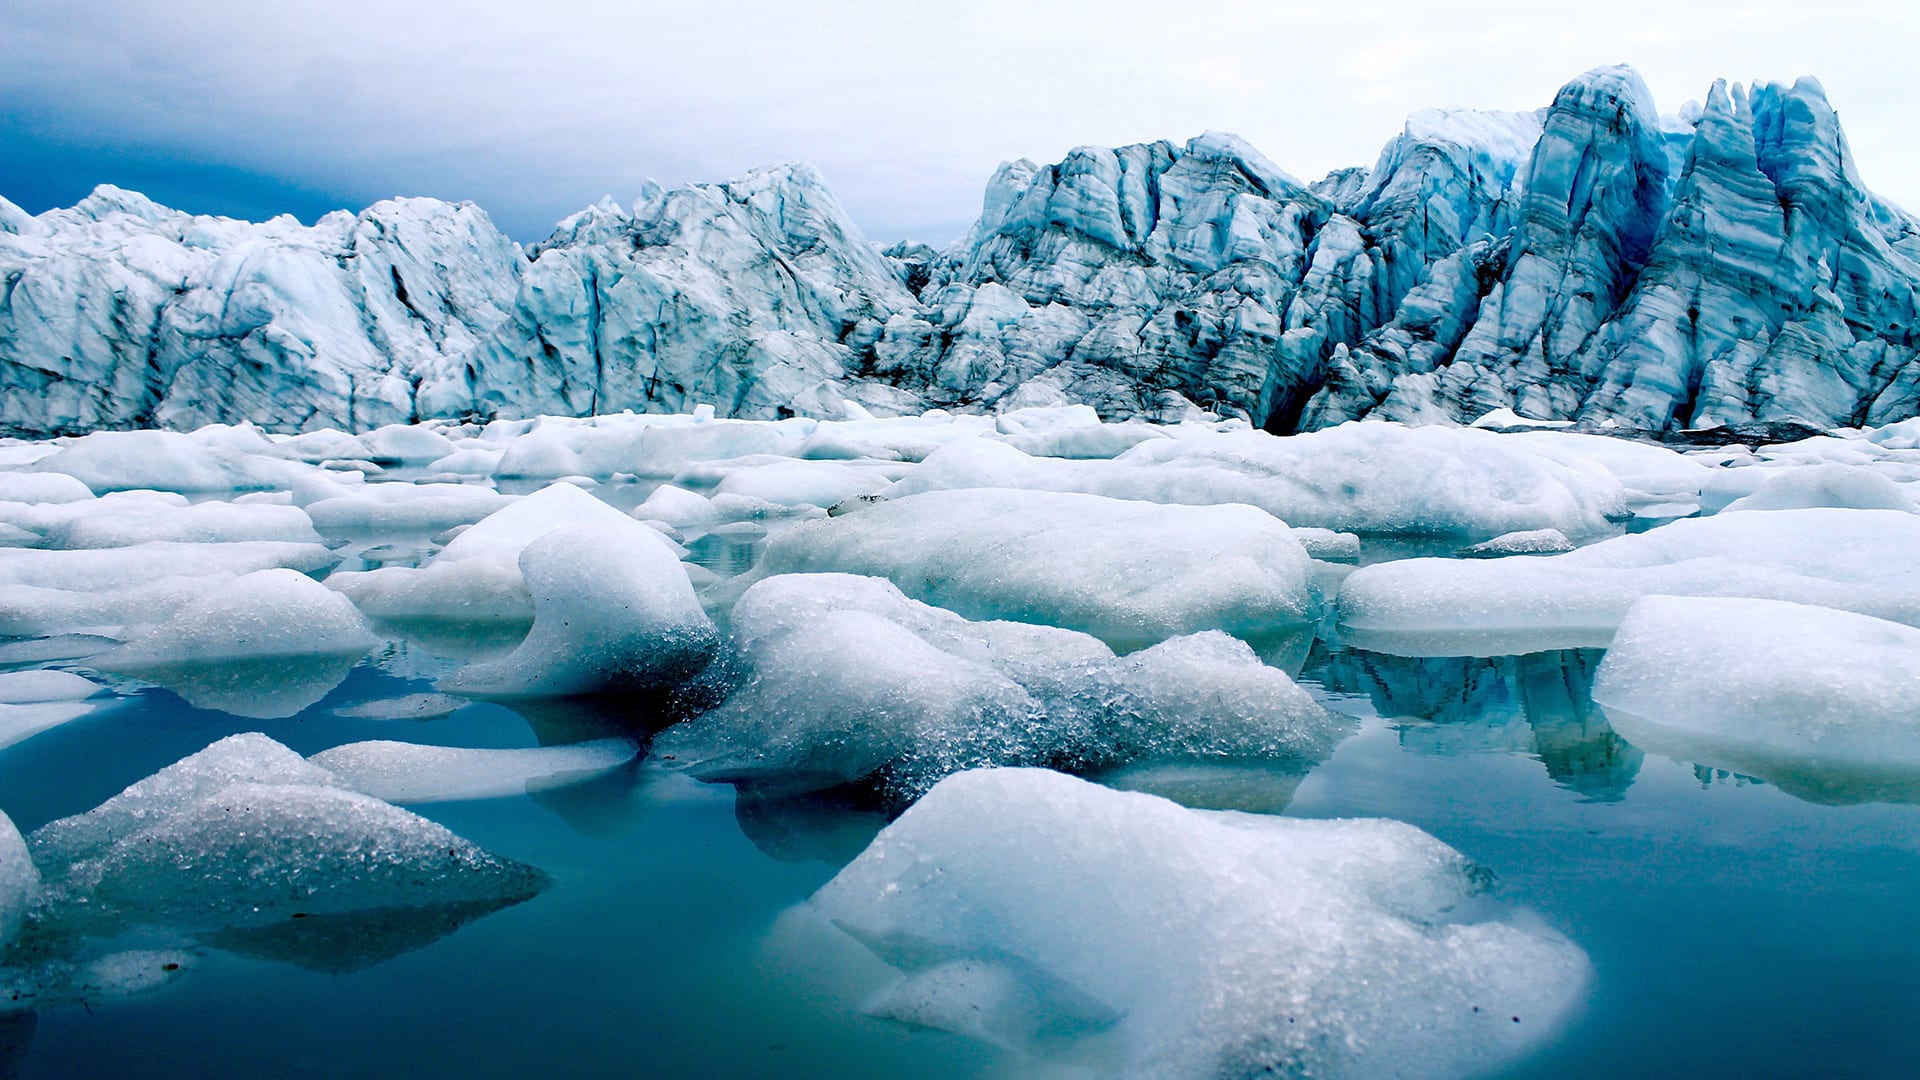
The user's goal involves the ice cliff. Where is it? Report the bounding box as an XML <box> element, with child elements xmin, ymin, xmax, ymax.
<box><xmin>3</xmin><ymin>65</ymin><xmax>1917</xmax><ymax>436</ymax></box>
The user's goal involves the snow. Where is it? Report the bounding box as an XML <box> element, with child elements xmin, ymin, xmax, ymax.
<box><xmin>1337</xmin><ymin>508</ymin><xmax>1920</xmax><ymax>655</ymax></box>
<box><xmin>807</xmin><ymin>768</ymin><xmax>1590</xmax><ymax>1078</ymax></box>
<box><xmin>311</xmin><ymin>738</ymin><xmax>637</xmax><ymax>803</ymax></box>
<box><xmin>1593</xmin><ymin>596</ymin><xmax>1920</xmax><ymax>802</ymax></box>
<box><xmin>747</xmin><ymin>489</ymin><xmax>1315</xmax><ymax>648</ymax></box>
<box><xmin>440</xmin><ymin>519</ymin><xmax>718</xmax><ymax>697</ymax></box>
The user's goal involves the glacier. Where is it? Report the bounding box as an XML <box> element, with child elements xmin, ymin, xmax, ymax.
<box><xmin>3</xmin><ymin>65</ymin><xmax>1917</xmax><ymax>437</ymax></box>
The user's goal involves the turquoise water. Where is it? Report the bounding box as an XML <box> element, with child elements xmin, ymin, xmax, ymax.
<box><xmin>4</xmin><ymin>637</ymin><xmax>1919</xmax><ymax>1076</ymax></box>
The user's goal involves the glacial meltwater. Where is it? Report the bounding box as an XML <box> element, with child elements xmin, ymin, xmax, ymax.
<box><xmin>3</xmin><ymin>627</ymin><xmax>1917</xmax><ymax>1077</ymax></box>
<box><xmin>4</xmin><ymin>410</ymin><xmax>1920</xmax><ymax>1078</ymax></box>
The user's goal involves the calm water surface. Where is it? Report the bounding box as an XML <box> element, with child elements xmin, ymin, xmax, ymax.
<box><xmin>3</xmin><ymin>540</ymin><xmax>1917</xmax><ymax>1078</ymax></box>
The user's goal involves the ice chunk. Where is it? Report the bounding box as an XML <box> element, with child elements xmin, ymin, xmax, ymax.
<box><xmin>84</xmin><ymin>782</ymin><xmax>545</xmax><ymax>928</ymax></box>
<box><xmin>0</xmin><ymin>669</ymin><xmax>99</xmax><ymax>704</ymax></box>
<box><xmin>663</xmin><ymin>575</ymin><xmax>1340</xmax><ymax>800</ymax></box>
<box><xmin>1292</xmin><ymin>526</ymin><xmax>1361</xmax><ymax>561</ymax></box>
<box><xmin>889</xmin><ymin>423</ymin><xmax>1625</xmax><ymax>539</ymax></box>
<box><xmin>1719</xmin><ymin>463</ymin><xmax>1918</xmax><ymax>513</ymax></box>
<box><xmin>1593</xmin><ymin>596</ymin><xmax>1920</xmax><ymax>803</ymax></box>
<box><xmin>0</xmin><ymin>540</ymin><xmax>338</xmax><ymax>639</ymax></box>
<box><xmin>708</xmin><ymin>459</ymin><xmax>892</xmax><ymax>509</ymax></box>
<box><xmin>334</xmin><ymin>693</ymin><xmax>469</xmax><ymax>721</ymax></box>
<box><xmin>304</xmin><ymin>482</ymin><xmax>513</xmax><ymax>534</ymax></box>
<box><xmin>28</xmin><ymin>732</ymin><xmax>341</xmax><ymax>872</ymax></box>
<box><xmin>29</xmin><ymin>429</ymin><xmax>306</xmax><ymax>493</ymax></box>
<box><xmin>660</xmin><ymin>609</ymin><xmax>1039</xmax><ymax>796</ymax></box>
<box><xmin>1337</xmin><ymin>509</ymin><xmax>1920</xmax><ymax>655</ymax></box>
<box><xmin>311</xmin><ymin>738</ymin><xmax>637</xmax><ymax>803</ymax></box>
<box><xmin>0</xmin><ymin>471</ymin><xmax>92</xmax><ymax>504</ymax></box>
<box><xmin>90</xmin><ymin>569</ymin><xmax>377</xmax><ymax>717</ymax></box>
<box><xmin>807</xmin><ymin>768</ymin><xmax>1590</xmax><ymax>1078</ymax></box>
<box><xmin>726</xmin><ymin>572</ymin><xmax>1113</xmax><ymax>669</ymax></box>
<box><xmin>1457</xmin><ymin>528</ymin><xmax>1576</xmax><ymax>558</ymax></box>
<box><xmin>0</xmin><ymin>540</ymin><xmax>336</xmax><ymax>592</ymax></box>
<box><xmin>440</xmin><ymin>519</ymin><xmax>718</xmax><ymax>697</ymax></box>
<box><xmin>328</xmin><ymin>481</ymin><xmax>632</xmax><ymax>624</ymax></box>
<box><xmin>747</xmin><ymin>489</ymin><xmax>1315</xmax><ymax>648</ymax></box>
<box><xmin>98</xmin><ymin>568</ymin><xmax>377</xmax><ymax>667</ymax></box>
<box><xmin>631</xmin><ymin>483</ymin><xmax>719</xmax><ymax>529</ymax></box>
<box><xmin>27</xmin><ymin>497</ymin><xmax>323</xmax><ymax>548</ymax></box>
<box><xmin>0</xmin><ymin>670</ymin><xmax>103</xmax><ymax>753</ymax></box>
<box><xmin>28</xmin><ymin>733</ymin><xmax>545</xmax><ymax>932</ymax></box>
<box><xmin>1503</xmin><ymin>430</ymin><xmax>1713</xmax><ymax>502</ymax></box>
<box><xmin>271</xmin><ymin>428</ymin><xmax>373</xmax><ymax>464</ymax></box>
<box><xmin>357</xmin><ymin>423</ymin><xmax>456</xmax><ymax>464</ymax></box>
<box><xmin>0</xmin><ymin>810</ymin><xmax>35</xmax><ymax>948</ymax></box>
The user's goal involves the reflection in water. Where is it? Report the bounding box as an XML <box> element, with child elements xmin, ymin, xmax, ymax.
<box><xmin>1244</xmin><ymin>626</ymin><xmax>1316</xmax><ymax>678</ymax></box>
<box><xmin>732</xmin><ymin>785</ymin><xmax>891</xmax><ymax>866</ymax></box>
<box><xmin>1304</xmin><ymin>644</ymin><xmax>1642</xmax><ymax>801</ymax></box>
<box><xmin>100</xmin><ymin>652</ymin><xmax>363</xmax><ymax>719</ymax></box>
<box><xmin>201</xmin><ymin>897</ymin><xmax>537</xmax><ymax>974</ymax></box>
<box><xmin>1096</xmin><ymin>761</ymin><xmax>1310</xmax><ymax>814</ymax></box>
<box><xmin>369</xmin><ymin>617</ymin><xmax>533</xmax><ymax>663</ymax></box>
<box><xmin>528</xmin><ymin>759</ymin><xmax>656</xmax><ymax>838</ymax></box>
<box><xmin>683</xmin><ymin>533</ymin><xmax>764</xmax><ymax>578</ymax></box>
<box><xmin>1608</xmin><ymin>708</ymin><xmax>1920</xmax><ymax>808</ymax></box>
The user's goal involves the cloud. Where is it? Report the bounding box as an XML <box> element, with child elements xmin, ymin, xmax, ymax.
<box><xmin>2</xmin><ymin>0</ymin><xmax>1915</xmax><ymax>241</ymax></box>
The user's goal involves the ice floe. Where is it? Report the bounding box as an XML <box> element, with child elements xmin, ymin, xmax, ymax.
<box><xmin>805</xmin><ymin>768</ymin><xmax>1591</xmax><ymax>1078</ymax></box>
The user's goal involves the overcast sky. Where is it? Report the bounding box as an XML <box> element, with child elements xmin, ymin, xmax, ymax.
<box><xmin>3</xmin><ymin>1</ymin><xmax>1914</xmax><ymax>245</ymax></box>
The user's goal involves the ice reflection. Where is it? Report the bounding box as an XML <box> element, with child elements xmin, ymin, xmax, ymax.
<box><xmin>1303</xmin><ymin>644</ymin><xmax>1642</xmax><ymax>801</ymax></box>
<box><xmin>732</xmin><ymin>785</ymin><xmax>890</xmax><ymax>865</ymax></box>
<box><xmin>1608</xmin><ymin>708</ymin><xmax>1920</xmax><ymax>808</ymax></box>
<box><xmin>95</xmin><ymin>653</ymin><xmax>363</xmax><ymax>720</ymax></box>
<box><xmin>201</xmin><ymin>897</ymin><xmax>535</xmax><ymax>974</ymax></box>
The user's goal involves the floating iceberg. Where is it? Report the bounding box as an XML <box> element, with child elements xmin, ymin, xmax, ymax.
<box><xmin>661</xmin><ymin>574</ymin><xmax>1340</xmax><ymax>799</ymax></box>
<box><xmin>1593</xmin><ymin>595</ymin><xmax>1920</xmax><ymax>803</ymax></box>
<box><xmin>807</xmin><ymin>768</ymin><xmax>1590</xmax><ymax>1078</ymax></box>
<box><xmin>0</xmin><ymin>669</ymin><xmax>102</xmax><ymax>753</ymax></box>
<box><xmin>888</xmin><ymin>422</ymin><xmax>1626</xmax><ymax>539</ymax></box>
<box><xmin>748</xmin><ymin>490</ymin><xmax>1315</xmax><ymax>648</ymax></box>
<box><xmin>312</xmin><ymin>738</ymin><xmax>638</xmax><ymax>803</ymax></box>
<box><xmin>1337</xmin><ymin>508</ymin><xmax>1920</xmax><ymax>655</ymax></box>
<box><xmin>328</xmin><ymin>481</ymin><xmax>635</xmax><ymax>624</ymax></box>
<box><xmin>440</xmin><ymin>519</ymin><xmax>718</xmax><ymax>697</ymax></box>
<box><xmin>90</xmin><ymin>568</ymin><xmax>377</xmax><ymax>717</ymax></box>
<box><xmin>29</xmin><ymin>733</ymin><xmax>546</xmax><ymax>931</ymax></box>
<box><xmin>0</xmin><ymin>540</ymin><xmax>338</xmax><ymax>639</ymax></box>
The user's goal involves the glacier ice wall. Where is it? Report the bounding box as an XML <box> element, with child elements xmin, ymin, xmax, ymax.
<box><xmin>2</xmin><ymin>65</ymin><xmax>1916</xmax><ymax>436</ymax></box>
